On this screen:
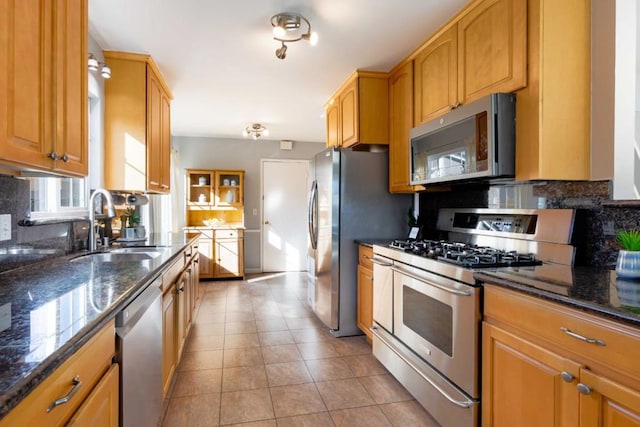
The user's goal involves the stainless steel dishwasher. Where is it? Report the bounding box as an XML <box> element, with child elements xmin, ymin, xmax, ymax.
<box><xmin>116</xmin><ymin>276</ymin><xmax>163</xmax><ymax>427</ymax></box>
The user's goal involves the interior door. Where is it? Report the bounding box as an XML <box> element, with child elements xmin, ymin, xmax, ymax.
<box><xmin>262</xmin><ymin>159</ymin><xmax>310</xmax><ymax>272</ymax></box>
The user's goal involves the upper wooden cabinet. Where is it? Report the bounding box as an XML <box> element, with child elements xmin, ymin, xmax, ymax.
<box><xmin>457</xmin><ymin>0</ymin><xmax>527</xmax><ymax>104</ymax></box>
<box><xmin>414</xmin><ymin>26</ymin><xmax>458</xmax><ymax>126</ymax></box>
<box><xmin>389</xmin><ymin>61</ymin><xmax>420</xmax><ymax>193</ymax></box>
<box><xmin>413</xmin><ymin>0</ymin><xmax>526</xmax><ymax>126</ymax></box>
<box><xmin>104</xmin><ymin>51</ymin><xmax>172</xmax><ymax>193</ymax></box>
<box><xmin>0</xmin><ymin>0</ymin><xmax>88</xmax><ymax>177</ymax></box>
<box><xmin>515</xmin><ymin>0</ymin><xmax>591</xmax><ymax>180</ymax></box>
<box><xmin>325</xmin><ymin>71</ymin><xmax>389</xmax><ymax>148</ymax></box>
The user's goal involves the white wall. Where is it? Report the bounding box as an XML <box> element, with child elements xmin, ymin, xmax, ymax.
<box><xmin>172</xmin><ymin>136</ymin><xmax>325</xmax><ymax>271</ymax></box>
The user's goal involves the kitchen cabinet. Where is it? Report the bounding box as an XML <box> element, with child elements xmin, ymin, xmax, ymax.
<box><xmin>324</xmin><ymin>71</ymin><xmax>389</xmax><ymax>148</ymax></box>
<box><xmin>388</xmin><ymin>61</ymin><xmax>421</xmax><ymax>193</ymax></box>
<box><xmin>412</xmin><ymin>0</ymin><xmax>526</xmax><ymax>126</ymax></box>
<box><xmin>197</xmin><ymin>233</ymin><xmax>214</xmax><ymax>278</ymax></box>
<box><xmin>482</xmin><ymin>284</ymin><xmax>640</xmax><ymax>427</ymax></box>
<box><xmin>161</xmin><ymin>241</ymin><xmax>200</xmax><ymax>398</ymax></box>
<box><xmin>104</xmin><ymin>51</ymin><xmax>172</xmax><ymax>193</ymax></box>
<box><xmin>0</xmin><ymin>0</ymin><xmax>88</xmax><ymax>177</ymax></box>
<box><xmin>357</xmin><ymin>244</ymin><xmax>374</xmax><ymax>342</ymax></box>
<box><xmin>515</xmin><ymin>0</ymin><xmax>590</xmax><ymax>180</ymax></box>
<box><xmin>186</xmin><ymin>169</ymin><xmax>245</xmax><ymax>210</ymax></box>
<box><xmin>0</xmin><ymin>321</ymin><xmax>117</xmax><ymax>426</ymax></box>
<box><xmin>213</xmin><ymin>229</ymin><xmax>244</xmax><ymax>279</ymax></box>
<box><xmin>66</xmin><ymin>364</ymin><xmax>119</xmax><ymax>427</ymax></box>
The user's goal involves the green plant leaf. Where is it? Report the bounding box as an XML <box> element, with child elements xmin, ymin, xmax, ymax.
<box><xmin>616</xmin><ymin>229</ymin><xmax>640</xmax><ymax>251</ymax></box>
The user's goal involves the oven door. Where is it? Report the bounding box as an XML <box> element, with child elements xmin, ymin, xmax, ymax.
<box><xmin>371</xmin><ymin>254</ymin><xmax>394</xmax><ymax>333</ymax></box>
<box><xmin>392</xmin><ymin>262</ymin><xmax>481</xmax><ymax>398</ymax></box>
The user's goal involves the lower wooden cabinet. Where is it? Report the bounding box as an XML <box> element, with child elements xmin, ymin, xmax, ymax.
<box><xmin>0</xmin><ymin>321</ymin><xmax>117</xmax><ymax>426</ymax></box>
<box><xmin>188</xmin><ymin>228</ymin><xmax>244</xmax><ymax>279</ymax></box>
<box><xmin>357</xmin><ymin>245</ymin><xmax>374</xmax><ymax>341</ymax></box>
<box><xmin>67</xmin><ymin>363</ymin><xmax>119</xmax><ymax>427</ymax></box>
<box><xmin>161</xmin><ymin>241</ymin><xmax>200</xmax><ymax>399</ymax></box>
<box><xmin>482</xmin><ymin>284</ymin><xmax>640</xmax><ymax>427</ymax></box>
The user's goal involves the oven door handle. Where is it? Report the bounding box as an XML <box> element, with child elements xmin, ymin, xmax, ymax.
<box><xmin>370</xmin><ymin>325</ymin><xmax>474</xmax><ymax>408</ymax></box>
<box><xmin>370</xmin><ymin>256</ymin><xmax>393</xmax><ymax>267</ymax></box>
<box><xmin>391</xmin><ymin>265</ymin><xmax>472</xmax><ymax>296</ymax></box>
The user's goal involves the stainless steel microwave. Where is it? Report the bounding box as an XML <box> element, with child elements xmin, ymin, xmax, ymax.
<box><xmin>409</xmin><ymin>93</ymin><xmax>515</xmax><ymax>185</ymax></box>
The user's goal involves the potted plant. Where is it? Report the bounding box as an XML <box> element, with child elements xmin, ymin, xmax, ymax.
<box><xmin>615</xmin><ymin>229</ymin><xmax>640</xmax><ymax>278</ymax></box>
<box><xmin>121</xmin><ymin>207</ymin><xmax>142</xmax><ymax>239</ymax></box>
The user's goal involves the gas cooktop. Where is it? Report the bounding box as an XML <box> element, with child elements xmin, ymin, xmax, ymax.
<box><xmin>389</xmin><ymin>239</ymin><xmax>542</xmax><ymax>269</ymax></box>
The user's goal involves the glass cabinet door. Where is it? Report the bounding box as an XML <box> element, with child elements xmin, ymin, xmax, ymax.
<box><xmin>187</xmin><ymin>170</ymin><xmax>213</xmax><ymax>205</ymax></box>
<box><xmin>214</xmin><ymin>171</ymin><xmax>243</xmax><ymax>207</ymax></box>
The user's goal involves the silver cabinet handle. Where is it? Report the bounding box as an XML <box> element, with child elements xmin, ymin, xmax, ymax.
<box><xmin>560</xmin><ymin>327</ymin><xmax>606</xmax><ymax>346</ymax></box>
<box><xmin>370</xmin><ymin>257</ymin><xmax>393</xmax><ymax>267</ymax></box>
<box><xmin>560</xmin><ymin>372</ymin><xmax>574</xmax><ymax>383</ymax></box>
<box><xmin>391</xmin><ymin>265</ymin><xmax>472</xmax><ymax>296</ymax></box>
<box><xmin>61</xmin><ymin>153</ymin><xmax>69</xmax><ymax>162</ymax></box>
<box><xmin>46</xmin><ymin>375</ymin><xmax>82</xmax><ymax>412</ymax></box>
<box><xmin>577</xmin><ymin>383</ymin><xmax>592</xmax><ymax>395</ymax></box>
<box><xmin>48</xmin><ymin>152</ymin><xmax>59</xmax><ymax>160</ymax></box>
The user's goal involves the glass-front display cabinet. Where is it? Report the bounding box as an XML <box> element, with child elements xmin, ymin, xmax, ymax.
<box><xmin>215</xmin><ymin>171</ymin><xmax>244</xmax><ymax>207</ymax></box>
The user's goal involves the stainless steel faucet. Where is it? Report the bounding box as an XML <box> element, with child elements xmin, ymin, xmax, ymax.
<box><xmin>88</xmin><ymin>189</ymin><xmax>117</xmax><ymax>251</ymax></box>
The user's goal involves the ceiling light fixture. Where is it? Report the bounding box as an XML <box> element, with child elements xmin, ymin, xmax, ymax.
<box><xmin>88</xmin><ymin>53</ymin><xmax>111</xmax><ymax>79</ymax></box>
<box><xmin>270</xmin><ymin>12</ymin><xmax>318</xmax><ymax>60</ymax></box>
<box><xmin>242</xmin><ymin>123</ymin><xmax>269</xmax><ymax>140</ymax></box>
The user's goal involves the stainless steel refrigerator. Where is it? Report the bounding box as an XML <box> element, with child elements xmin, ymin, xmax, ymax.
<box><xmin>307</xmin><ymin>147</ymin><xmax>411</xmax><ymax>337</ymax></box>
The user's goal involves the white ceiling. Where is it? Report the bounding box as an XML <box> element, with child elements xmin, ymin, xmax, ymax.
<box><xmin>89</xmin><ymin>0</ymin><xmax>468</xmax><ymax>143</ymax></box>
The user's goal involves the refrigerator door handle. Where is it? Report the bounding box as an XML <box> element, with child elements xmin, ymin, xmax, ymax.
<box><xmin>308</xmin><ymin>180</ymin><xmax>318</xmax><ymax>249</ymax></box>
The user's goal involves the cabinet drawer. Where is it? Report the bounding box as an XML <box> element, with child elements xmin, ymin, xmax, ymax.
<box><xmin>214</xmin><ymin>229</ymin><xmax>242</xmax><ymax>239</ymax></box>
<box><xmin>162</xmin><ymin>256</ymin><xmax>185</xmax><ymax>293</ymax></box>
<box><xmin>484</xmin><ymin>285</ymin><xmax>640</xmax><ymax>382</ymax></box>
<box><xmin>358</xmin><ymin>245</ymin><xmax>373</xmax><ymax>270</ymax></box>
<box><xmin>0</xmin><ymin>321</ymin><xmax>115</xmax><ymax>426</ymax></box>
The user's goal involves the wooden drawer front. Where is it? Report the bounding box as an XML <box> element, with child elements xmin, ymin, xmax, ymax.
<box><xmin>484</xmin><ymin>285</ymin><xmax>640</xmax><ymax>382</ymax></box>
<box><xmin>162</xmin><ymin>256</ymin><xmax>185</xmax><ymax>293</ymax></box>
<box><xmin>214</xmin><ymin>229</ymin><xmax>241</xmax><ymax>239</ymax></box>
<box><xmin>0</xmin><ymin>321</ymin><xmax>115</xmax><ymax>426</ymax></box>
<box><xmin>198</xmin><ymin>229</ymin><xmax>214</xmax><ymax>239</ymax></box>
<box><xmin>358</xmin><ymin>245</ymin><xmax>373</xmax><ymax>270</ymax></box>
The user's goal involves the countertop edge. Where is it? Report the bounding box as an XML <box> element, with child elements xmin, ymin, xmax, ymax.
<box><xmin>474</xmin><ymin>271</ymin><xmax>640</xmax><ymax>328</ymax></box>
<box><xmin>0</xmin><ymin>234</ymin><xmax>198</xmax><ymax>418</ymax></box>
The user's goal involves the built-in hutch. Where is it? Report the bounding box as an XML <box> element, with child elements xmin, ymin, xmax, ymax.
<box><xmin>184</xmin><ymin>169</ymin><xmax>245</xmax><ymax>279</ymax></box>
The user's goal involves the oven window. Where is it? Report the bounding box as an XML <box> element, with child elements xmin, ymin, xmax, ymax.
<box><xmin>403</xmin><ymin>286</ymin><xmax>453</xmax><ymax>356</ymax></box>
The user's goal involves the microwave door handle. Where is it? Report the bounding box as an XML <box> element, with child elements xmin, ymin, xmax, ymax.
<box><xmin>390</xmin><ymin>265</ymin><xmax>472</xmax><ymax>296</ymax></box>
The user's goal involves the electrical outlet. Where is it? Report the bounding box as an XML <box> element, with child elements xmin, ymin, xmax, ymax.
<box><xmin>603</xmin><ymin>220</ymin><xmax>615</xmax><ymax>236</ymax></box>
<box><xmin>253</xmin><ymin>208</ymin><xmax>258</xmax><ymax>216</ymax></box>
<box><xmin>0</xmin><ymin>214</ymin><xmax>10</xmax><ymax>241</ymax></box>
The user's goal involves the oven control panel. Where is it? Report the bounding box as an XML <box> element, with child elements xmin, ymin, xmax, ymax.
<box><xmin>452</xmin><ymin>213</ymin><xmax>537</xmax><ymax>235</ymax></box>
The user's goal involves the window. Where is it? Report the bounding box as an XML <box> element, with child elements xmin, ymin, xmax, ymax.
<box><xmin>29</xmin><ymin>177</ymin><xmax>87</xmax><ymax>217</ymax></box>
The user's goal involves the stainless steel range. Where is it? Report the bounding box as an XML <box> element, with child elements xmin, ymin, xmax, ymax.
<box><xmin>371</xmin><ymin>208</ymin><xmax>577</xmax><ymax>427</ymax></box>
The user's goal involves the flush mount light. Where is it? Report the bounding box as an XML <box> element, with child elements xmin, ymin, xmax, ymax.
<box><xmin>88</xmin><ymin>53</ymin><xmax>111</xmax><ymax>79</ymax></box>
<box><xmin>242</xmin><ymin>123</ymin><xmax>269</xmax><ymax>140</ymax></box>
<box><xmin>270</xmin><ymin>12</ymin><xmax>318</xmax><ymax>60</ymax></box>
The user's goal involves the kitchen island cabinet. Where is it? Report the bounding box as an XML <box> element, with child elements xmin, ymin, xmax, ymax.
<box><xmin>325</xmin><ymin>71</ymin><xmax>389</xmax><ymax>148</ymax></box>
<box><xmin>482</xmin><ymin>284</ymin><xmax>640</xmax><ymax>427</ymax></box>
<box><xmin>103</xmin><ymin>51</ymin><xmax>172</xmax><ymax>193</ymax></box>
<box><xmin>0</xmin><ymin>0</ymin><xmax>88</xmax><ymax>177</ymax></box>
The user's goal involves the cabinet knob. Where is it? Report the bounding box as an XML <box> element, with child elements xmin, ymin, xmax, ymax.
<box><xmin>48</xmin><ymin>152</ymin><xmax>59</xmax><ymax>160</ymax></box>
<box><xmin>61</xmin><ymin>153</ymin><xmax>69</xmax><ymax>162</ymax></box>
<box><xmin>264</xmin><ymin>221</ymin><xmax>270</xmax><ymax>225</ymax></box>
<box><xmin>577</xmin><ymin>383</ymin><xmax>592</xmax><ymax>395</ymax></box>
<box><xmin>560</xmin><ymin>372</ymin><xmax>574</xmax><ymax>383</ymax></box>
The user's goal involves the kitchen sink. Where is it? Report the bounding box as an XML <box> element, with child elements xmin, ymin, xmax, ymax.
<box><xmin>71</xmin><ymin>249</ymin><xmax>163</xmax><ymax>263</ymax></box>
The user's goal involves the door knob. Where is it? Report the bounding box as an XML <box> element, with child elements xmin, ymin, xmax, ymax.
<box><xmin>264</xmin><ymin>221</ymin><xmax>270</xmax><ymax>225</ymax></box>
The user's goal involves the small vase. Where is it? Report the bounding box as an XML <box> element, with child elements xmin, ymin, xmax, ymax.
<box><xmin>615</xmin><ymin>250</ymin><xmax>640</xmax><ymax>279</ymax></box>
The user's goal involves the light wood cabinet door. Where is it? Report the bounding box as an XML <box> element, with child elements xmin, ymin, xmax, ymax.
<box><xmin>0</xmin><ymin>0</ymin><xmax>87</xmax><ymax>176</ymax></box>
<box><xmin>579</xmin><ymin>369</ymin><xmax>640</xmax><ymax>427</ymax></box>
<box><xmin>214</xmin><ymin>238</ymin><xmax>244</xmax><ymax>278</ymax></box>
<box><xmin>340</xmin><ymin>78</ymin><xmax>358</xmax><ymax>147</ymax></box>
<box><xmin>162</xmin><ymin>286</ymin><xmax>176</xmax><ymax>399</ymax></box>
<box><xmin>457</xmin><ymin>0</ymin><xmax>527</xmax><ymax>104</ymax></box>
<box><xmin>388</xmin><ymin>62</ymin><xmax>419</xmax><ymax>193</ymax></box>
<box><xmin>482</xmin><ymin>322</ymin><xmax>581</xmax><ymax>427</ymax></box>
<box><xmin>67</xmin><ymin>363</ymin><xmax>119</xmax><ymax>427</ymax></box>
<box><xmin>357</xmin><ymin>264</ymin><xmax>373</xmax><ymax>341</ymax></box>
<box><xmin>198</xmin><ymin>237</ymin><xmax>214</xmax><ymax>279</ymax></box>
<box><xmin>160</xmin><ymin>90</ymin><xmax>171</xmax><ymax>190</ymax></box>
<box><xmin>414</xmin><ymin>26</ymin><xmax>458</xmax><ymax>126</ymax></box>
<box><xmin>146</xmin><ymin>66</ymin><xmax>163</xmax><ymax>193</ymax></box>
<box><xmin>175</xmin><ymin>271</ymin><xmax>187</xmax><ymax>363</ymax></box>
<box><xmin>325</xmin><ymin>100</ymin><xmax>340</xmax><ymax>147</ymax></box>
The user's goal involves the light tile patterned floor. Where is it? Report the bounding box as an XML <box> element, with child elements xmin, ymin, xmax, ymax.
<box><xmin>161</xmin><ymin>272</ymin><xmax>440</xmax><ymax>427</ymax></box>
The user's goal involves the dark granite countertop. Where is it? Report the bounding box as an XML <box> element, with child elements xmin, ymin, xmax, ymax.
<box><xmin>0</xmin><ymin>232</ymin><xmax>198</xmax><ymax>418</ymax></box>
<box><xmin>354</xmin><ymin>239</ymin><xmax>395</xmax><ymax>248</ymax></box>
<box><xmin>474</xmin><ymin>265</ymin><xmax>640</xmax><ymax>328</ymax></box>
